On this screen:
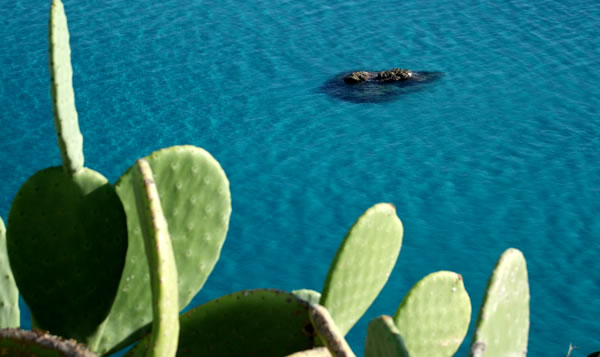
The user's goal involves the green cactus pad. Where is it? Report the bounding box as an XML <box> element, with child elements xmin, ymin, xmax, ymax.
<box><xmin>132</xmin><ymin>159</ymin><xmax>179</xmax><ymax>357</ymax></box>
<box><xmin>469</xmin><ymin>248</ymin><xmax>529</xmax><ymax>357</ymax></box>
<box><xmin>285</xmin><ymin>347</ymin><xmax>332</xmax><ymax>357</ymax></box>
<box><xmin>126</xmin><ymin>289</ymin><xmax>314</xmax><ymax>357</ymax></box>
<box><xmin>309</xmin><ymin>304</ymin><xmax>356</xmax><ymax>357</ymax></box>
<box><xmin>365</xmin><ymin>315</ymin><xmax>409</xmax><ymax>357</ymax></box>
<box><xmin>320</xmin><ymin>203</ymin><xmax>403</xmax><ymax>335</ymax></box>
<box><xmin>0</xmin><ymin>217</ymin><xmax>19</xmax><ymax>328</ymax></box>
<box><xmin>49</xmin><ymin>0</ymin><xmax>84</xmax><ymax>174</ymax></box>
<box><xmin>96</xmin><ymin>145</ymin><xmax>231</xmax><ymax>354</ymax></box>
<box><xmin>393</xmin><ymin>271</ymin><xmax>471</xmax><ymax>357</ymax></box>
<box><xmin>292</xmin><ymin>289</ymin><xmax>321</xmax><ymax>305</ymax></box>
<box><xmin>0</xmin><ymin>328</ymin><xmax>98</xmax><ymax>357</ymax></box>
<box><xmin>6</xmin><ymin>167</ymin><xmax>127</xmax><ymax>342</ymax></box>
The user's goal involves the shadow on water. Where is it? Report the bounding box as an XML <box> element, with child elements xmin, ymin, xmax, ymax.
<box><xmin>320</xmin><ymin>71</ymin><xmax>444</xmax><ymax>104</ymax></box>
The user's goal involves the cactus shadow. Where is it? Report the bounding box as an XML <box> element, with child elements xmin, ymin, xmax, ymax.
<box><xmin>320</xmin><ymin>71</ymin><xmax>444</xmax><ymax>104</ymax></box>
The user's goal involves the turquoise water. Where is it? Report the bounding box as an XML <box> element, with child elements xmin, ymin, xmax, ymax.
<box><xmin>1</xmin><ymin>0</ymin><xmax>599</xmax><ymax>355</ymax></box>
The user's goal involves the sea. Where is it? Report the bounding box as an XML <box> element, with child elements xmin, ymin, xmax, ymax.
<box><xmin>1</xmin><ymin>0</ymin><xmax>599</xmax><ymax>355</ymax></box>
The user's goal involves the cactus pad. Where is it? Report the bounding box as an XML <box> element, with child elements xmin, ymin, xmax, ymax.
<box><xmin>469</xmin><ymin>248</ymin><xmax>529</xmax><ymax>357</ymax></box>
<box><xmin>0</xmin><ymin>217</ymin><xmax>19</xmax><ymax>328</ymax></box>
<box><xmin>96</xmin><ymin>145</ymin><xmax>231</xmax><ymax>354</ymax></box>
<box><xmin>393</xmin><ymin>271</ymin><xmax>471</xmax><ymax>357</ymax></box>
<box><xmin>285</xmin><ymin>347</ymin><xmax>332</xmax><ymax>357</ymax></box>
<box><xmin>365</xmin><ymin>315</ymin><xmax>409</xmax><ymax>357</ymax></box>
<box><xmin>132</xmin><ymin>159</ymin><xmax>179</xmax><ymax>357</ymax></box>
<box><xmin>292</xmin><ymin>289</ymin><xmax>321</xmax><ymax>305</ymax></box>
<box><xmin>320</xmin><ymin>203</ymin><xmax>403</xmax><ymax>335</ymax></box>
<box><xmin>126</xmin><ymin>289</ymin><xmax>314</xmax><ymax>357</ymax></box>
<box><xmin>309</xmin><ymin>304</ymin><xmax>356</xmax><ymax>357</ymax></box>
<box><xmin>49</xmin><ymin>0</ymin><xmax>84</xmax><ymax>174</ymax></box>
<box><xmin>0</xmin><ymin>328</ymin><xmax>98</xmax><ymax>357</ymax></box>
<box><xmin>6</xmin><ymin>167</ymin><xmax>127</xmax><ymax>342</ymax></box>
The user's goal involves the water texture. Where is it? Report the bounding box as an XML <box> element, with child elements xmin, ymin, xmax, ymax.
<box><xmin>1</xmin><ymin>0</ymin><xmax>599</xmax><ymax>355</ymax></box>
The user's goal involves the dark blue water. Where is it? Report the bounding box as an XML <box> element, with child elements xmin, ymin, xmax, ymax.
<box><xmin>1</xmin><ymin>0</ymin><xmax>599</xmax><ymax>355</ymax></box>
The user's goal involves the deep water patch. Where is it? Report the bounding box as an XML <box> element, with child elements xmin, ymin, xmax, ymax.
<box><xmin>321</xmin><ymin>71</ymin><xmax>444</xmax><ymax>103</ymax></box>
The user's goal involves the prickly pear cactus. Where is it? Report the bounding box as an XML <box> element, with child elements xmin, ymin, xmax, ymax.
<box><xmin>285</xmin><ymin>347</ymin><xmax>332</xmax><ymax>357</ymax></box>
<box><xmin>95</xmin><ymin>146</ymin><xmax>231</xmax><ymax>354</ymax></box>
<box><xmin>7</xmin><ymin>167</ymin><xmax>128</xmax><ymax>342</ymax></box>
<box><xmin>131</xmin><ymin>159</ymin><xmax>179</xmax><ymax>357</ymax></box>
<box><xmin>393</xmin><ymin>271</ymin><xmax>471</xmax><ymax>357</ymax></box>
<box><xmin>309</xmin><ymin>304</ymin><xmax>356</xmax><ymax>357</ymax></box>
<box><xmin>49</xmin><ymin>0</ymin><xmax>83</xmax><ymax>174</ymax></box>
<box><xmin>320</xmin><ymin>203</ymin><xmax>403</xmax><ymax>335</ymax></box>
<box><xmin>6</xmin><ymin>0</ymin><xmax>128</xmax><ymax>344</ymax></box>
<box><xmin>0</xmin><ymin>328</ymin><xmax>98</xmax><ymax>357</ymax></box>
<box><xmin>292</xmin><ymin>289</ymin><xmax>321</xmax><ymax>305</ymax></box>
<box><xmin>469</xmin><ymin>248</ymin><xmax>529</xmax><ymax>357</ymax></box>
<box><xmin>0</xmin><ymin>217</ymin><xmax>19</xmax><ymax>328</ymax></box>
<box><xmin>365</xmin><ymin>315</ymin><xmax>409</xmax><ymax>357</ymax></box>
<box><xmin>126</xmin><ymin>289</ymin><xmax>314</xmax><ymax>357</ymax></box>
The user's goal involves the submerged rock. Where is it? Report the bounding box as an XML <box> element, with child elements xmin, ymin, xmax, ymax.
<box><xmin>343</xmin><ymin>71</ymin><xmax>373</xmax><ymax>84</ymax></box>
<box><xmin>323</xmin><ymin>70</ymin><xmax>444</xmax><ymax>103</ymax></box>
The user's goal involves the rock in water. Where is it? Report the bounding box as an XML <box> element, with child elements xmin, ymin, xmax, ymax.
<box><xmin>343</xmin><ymin>68</ymin><xmax>414</xmax><ymax>85</ymax></box>
<box><xmin>343</xmin><ymin>71</ymin><xmax>372</xmax><ymax>84</ymax></box>
<box><xmin>375</xmin><ymin>68</ymin><xmax>413</xmax><ymax>82</ymax></box>
<box><xmin>324</xmin><ymin>70</ymin><xmax>444</xmax><ymax>103</ymax></box>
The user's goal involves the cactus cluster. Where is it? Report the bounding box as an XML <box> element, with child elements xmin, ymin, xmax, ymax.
<box><xmin>0</xmin><ymin>1</ymin><xmax>545</xmax><ymax>356</ymax></box>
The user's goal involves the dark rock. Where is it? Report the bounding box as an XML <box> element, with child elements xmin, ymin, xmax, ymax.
<box><xmin>325</xmin><ymin>70</ymin><xmax>444</xmax><ymax>103</ymax></box>
<box><xmin>375</xmin><ymin>68</ymin><xmax>413</xmax><ymax>82</ymax></box>
<box><xmin>343</xmin><ymin>68</ymin><xmax>414</xmax><ymax>86</ymax></box>
<box><xmin>343</xmin><ymin>71</ymin><xmax>373</xmax><ymax>84</ymax></box>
